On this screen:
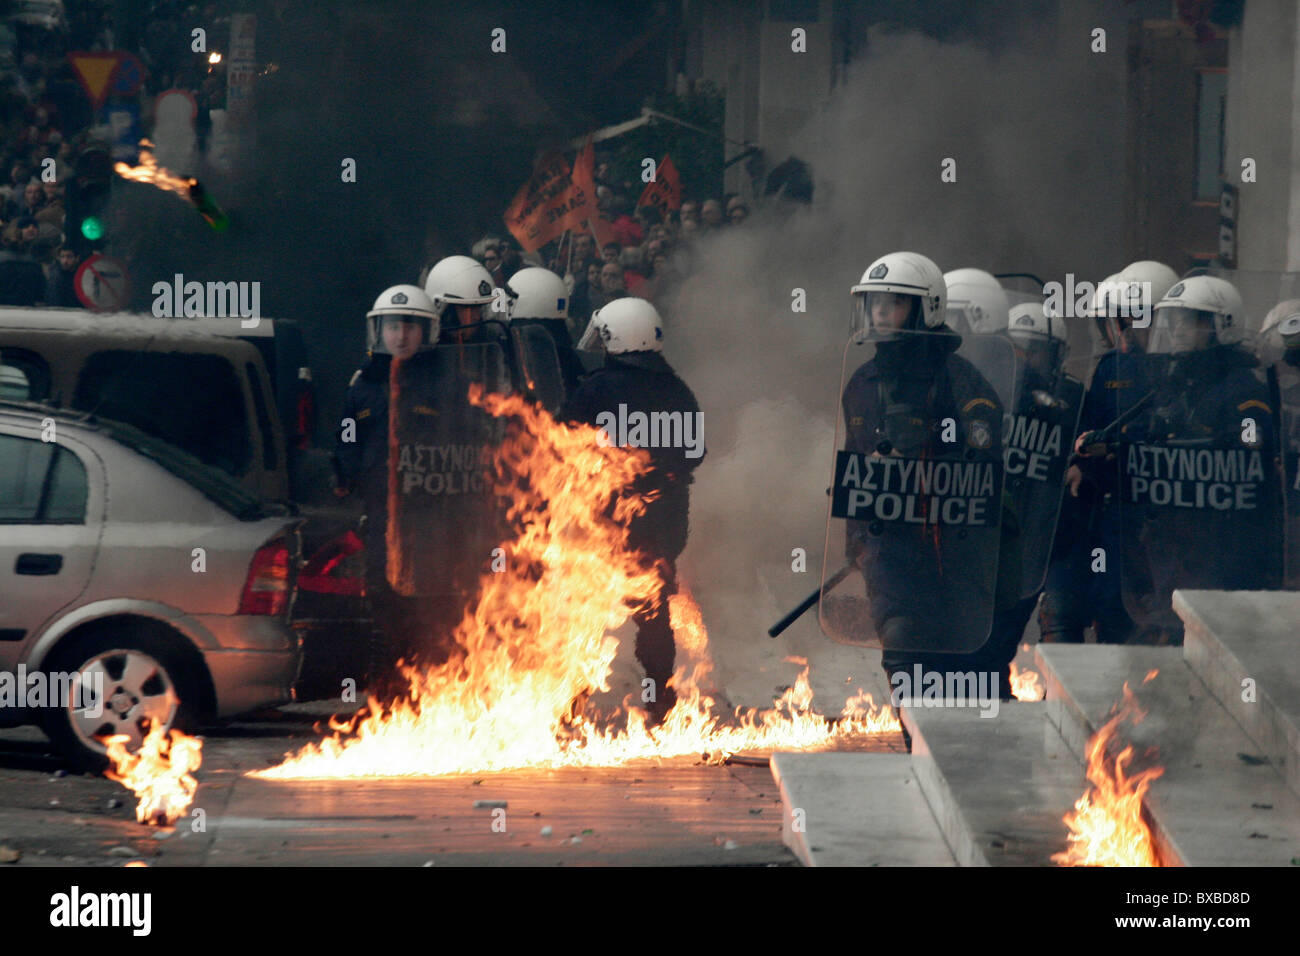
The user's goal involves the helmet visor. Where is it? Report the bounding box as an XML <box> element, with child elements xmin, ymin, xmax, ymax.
<box><xmin>853</xmin><ymin>291</ymin><xmax>917</xmax><ymax>339</ymax></box>
<box><xmin>576</xmin><ymin>316</ymin><xmax>604</xmax><ymax>351</ymax></box>
<box><xmin>1152</xmin><ymin>307</ymin><xmax>1214</xmax><ymax>354</ymax></box>
<box><xmin>441</xmin><ymin>301</ymin><xmax>497</xmax><ymax>338</ymax></box>
<box><xmin>1009</xmin><ymin>333</ymin><xmax>1064</xmax><ymax>373</ymax></box>
<box><xmin>368</xmin><ymin>313</ymin><xmax>433</xmax><ymax>356</ymax></box>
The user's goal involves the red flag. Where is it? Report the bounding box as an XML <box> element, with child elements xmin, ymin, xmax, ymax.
<box><xmin>637</xmin><ymin>155</ymin><xmax>682</xmax><ymax>217</ymax></box>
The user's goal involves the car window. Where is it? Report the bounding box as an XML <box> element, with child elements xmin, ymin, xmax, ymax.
<box><xmin>0</xmin><ymin>434</ymin><xmax>86</xmax><ymax>523</ymax></box>
<box><xmin>0</xmin><ymin>348</ymin><xmax>51</xmax><ymax>401</ymax></box>
<box><xmin>73</xmin><ymin>351</ymin><xmax>251</xmax><ymax>477</ymax></box>
<box><xmin>0</xmin><ymin>435</ymin><xmax>52</xmax><ymax>521</ymax></box>
<box><xmin>43</xmin><ymin>444</ymin><xmax>88</xmax><ymax>522</ymax></box>
<box><xmin>246</xmin><ymin>362</ymin><xmax>278</xmax><ymax>471</ymax></box>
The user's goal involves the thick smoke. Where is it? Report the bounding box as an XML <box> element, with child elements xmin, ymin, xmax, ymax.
<box><xmin>665</xmin><ymin>28</ymin><xmax>1124</xmax><ymax>708</ymax></box>
<box><xmin>112</xmin><ymin>1</ymin><xmax>579</xmax><ymax>431</ymax></box>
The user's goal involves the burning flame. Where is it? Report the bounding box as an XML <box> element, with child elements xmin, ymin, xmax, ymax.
<box><xmin>1053</xmin><ymin>679</ymin><xmax>1164</xmax><ymax>866</ymax></box>
<box><xmin>113</xmin><ymin>140</ymin><xmax>195</xmax><ymax>197</ymax></box>
<box><xmin>103</xmin><ymin>721</ymin><xmax>203</xmax><ymax>826</ymax></box>
<box><xmin>1010</xmin><ymin>662</ymin><xmax>1044</xmax><ymax>701</ymax></box>
<box><xmin>255</xmin><ymin>390</ymin><xmax>897</xmax><ymax>780</ymax></box>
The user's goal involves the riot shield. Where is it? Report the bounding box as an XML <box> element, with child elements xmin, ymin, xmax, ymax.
<box><xmin>993</xmin><ymin>319</ymin><xmax>1086</xmax><ymax>599</ymax></box>
<box><xmin>1279</xmin><ymin>367</ymin><xmax>1300</xmax><ymax>588</ymax></box>
<box><xmin>509</xmin><ymin>323</ymin><xmax>566</xmax><ymax>413</ymax></box>
<box><xmin>958</xmin><ymin>327</ymin><xmax>1083</xmax><ymax>600</ymax></box>
<box><xmin>387</xmin><ymin>343</ymin><xmax>512</xmax><ymax>598</ymax></box>
<box><xmin>1119</xmin><ymin>335</ymin><xmax>1285</xmax><ymax>635</ymax></box>
<box><xmin>820</xmin><ymin>328</ymin><xmax>1012</xmax><ymax>653</ymax></box>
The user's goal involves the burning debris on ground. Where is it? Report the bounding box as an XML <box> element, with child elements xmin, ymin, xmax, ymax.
<box><xmin>255</xmin><ymin>390</ymin><xmax>898</xmax><ymax>781</ymax></box>
<box><xmin>1054</xmin><ymin>676</ymin><xmax>1165</xmax><ymax>868</ymax></box>
<box><xmin>103</xmin><ymin>721</ymin><xmax>203</xmax><ymax>827</ymax></box>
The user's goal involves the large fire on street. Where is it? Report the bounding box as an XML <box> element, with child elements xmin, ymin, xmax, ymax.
<box><xmin>254</xmin><ymin>389</ymin><xmax>897</xmax><ymax>780</ymax></box>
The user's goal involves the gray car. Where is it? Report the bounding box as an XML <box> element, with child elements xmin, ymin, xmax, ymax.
<box><xmin>0</xmin><ymin>401</ymin><xmax>302</xmax><ymax>769</ymax></box>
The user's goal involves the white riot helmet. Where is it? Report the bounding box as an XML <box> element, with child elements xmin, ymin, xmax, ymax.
<box><xmin>944</xmin><ymin>268</ymin><xmax>1009</xmax><ymax>334</ymax></box>
<box><xmin>506</xmin><ymin>267</ymin><xmax>569</xmax><ymax>321</ymax></box>
<box><xmin>365</xmin><ymin>284</ymin><xmax>439</xmax><ymax>355</ymax></box>
<box><xmin>1151</xmin><ymin>275</ymin><xmax>1247</xmax><ymax>353</ymax></box>
<box><xmin>424</xmin><ymin>254</ymin><xmax>497</xmax><ymax>316</ymax></box>
<box><xmin>1091</xmin><ymin>261</ymin><xmax>1176</xmax><ymax>328</ymax></box>
<box><xmin>1117</xmin><ymin>260</ymin><xmax>1178</xmax><ymax>304</ymax></box>
<box><xmin>1259</xmin><ymin>299</ymin><xmax>1300</xmax><ymax>366</ymax></box>
<box><xmin>1007</xmin><ymin>300</ymin><xmax>1069</xmax><ymax>366</ymax></box>
<box><xmin>1007</xmin><ymin>301</ymin><xmax>1068</xmax><ymax>348</ymax></box>
<box><xmin>577</xmin><ymin>296</ymin><xmax>663</xmax><ymax>353</ymax></box>
<box><xmin>851</xmin><ymin>251</ymin><xmax>946</xmax><ymax>337</ymax></box>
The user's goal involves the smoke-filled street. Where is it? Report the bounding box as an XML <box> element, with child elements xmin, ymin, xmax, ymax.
<box><xmin>0</xmin><ymin>0</ymin><xmax>1298</xmax><ymax>938</ymax></box>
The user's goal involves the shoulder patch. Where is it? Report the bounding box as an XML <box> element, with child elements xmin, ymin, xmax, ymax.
<box><xmin>962</xmin><ymin>397</ymin><xmax>997</xmax><ymax>413</ymax></box>
<box><xmin>966</xmin><ymin>419</ymin><xmax>992</xmax><ymax>449</ymax></box>
<box><xmin>1238</xmin><ymin>399</ymin><xmax>1271</xmax><ymax>413</ymax></box>
<box><xmin>1104</xmin><ymin>379</ymin><xmax>1132</xmax><ymax>389</ymax></box>
<box><xmin>413</xmin><ymin>405</ymin><xmax>439</xmax><ymax>417</ymax></box>
<box><xmin>356</xmin><ymin>407</ymin><xmax>371</xmax><ymax>420</ymax></box>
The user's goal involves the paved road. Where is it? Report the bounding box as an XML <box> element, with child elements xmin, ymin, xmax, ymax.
<box><xmin>0</xmin><ymin>708</ymin><xmax>902</xmax><ymax>867</ymax></box>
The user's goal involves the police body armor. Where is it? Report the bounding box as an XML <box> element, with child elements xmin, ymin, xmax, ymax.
<box><xmin>820</xmin><ymin>326</ymin><xmax>1014</xmax><ymax>653</ymax></box>
<box><xmin>1118</xmin><ymin>345</ymin><xmax>1286</xmax><ymax>636</ymax></box>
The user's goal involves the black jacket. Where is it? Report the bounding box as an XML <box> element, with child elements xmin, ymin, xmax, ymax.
<box><xmin>562</xmin><ymin>351</ymin><xmax>705</xmax><ymax>557</ymax></box>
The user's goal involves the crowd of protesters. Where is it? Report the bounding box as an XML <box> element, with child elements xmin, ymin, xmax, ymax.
<box><xmin>464</xmin><ymin>154</ymin><xmax>751</xmax><ymax>340</ymax></box>
<box><xmin>0</xmin><ymin>1</ymin><xmax>232</xmax><ymax>307</ymax></box>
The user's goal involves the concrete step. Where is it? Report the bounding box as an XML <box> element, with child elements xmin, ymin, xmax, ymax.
<box><xmin>1035</xmin><ymin>643</ymin><xmax>1300</xmax><ymax>866</ymax></box>
<box><xmin>769</xmin><ymin>752</ymin><xmax>956</xmax><ymax>866</ymax></box>
<box><xmin>1175</xmin><ymin>589</ymin><xmax>1300</xmax><ymax>799</ymax></box>
<box><xmin>902</xmin><ymin>702</ymin><xmax>1086</xmax><ymax>866</ymax></box>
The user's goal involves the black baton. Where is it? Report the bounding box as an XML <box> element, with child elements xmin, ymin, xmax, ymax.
<box><xmin>768</xmin><ymin>565</ymin><xmax>852</xmax><ymax>638</ymax></box>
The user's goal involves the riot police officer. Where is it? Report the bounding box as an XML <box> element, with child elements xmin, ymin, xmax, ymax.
<box><xmin>1118</xmin><ymin>275</ymin><xmax>1280</xmax><ymax>640</ymax></box>
<box><xmin>837</xmin><ymin>252</ymin><xmax>1013</xmax><ymax>702</ymax></box>
<box><xmin>564</xmin><ymin>297</ymin><xmax>705</xmax><ymax>724</ymax></box>
<box><xmin>1039</xmin><ymin>260</ymin><xmax>1176</xmax><ymax>644</ymax></box>
<box><xmin>334</xmin><ymin>284</ymin><xmax>440</xmax><ymax>697</ymax></box>
<box><xmin>505</xmin><ymin>266</ymin><xmax>587</xmax><ymax>398</ymax></box>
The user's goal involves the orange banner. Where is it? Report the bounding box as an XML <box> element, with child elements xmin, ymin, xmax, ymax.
<box><xmin>637</xmin><ymin>155</ymin><xmax>682</xmax><ymax>217</ymax></box>
<box><xmin>503</xmin><ymin>148</ymin><xmax>593</xmax><ymax>252</ymax></box>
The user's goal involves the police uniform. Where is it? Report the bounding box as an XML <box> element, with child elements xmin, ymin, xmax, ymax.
<box><xmin>1039</xmin><ymin>346</ymin><xmax>1149</xmax><ymax>644</ymax></box>
<box><xmin>335</xmin><ymin>353</ymin><xmax>428</xmax><ymax>694</ymax></box>
<box><xmin>841</xmin><ymin>327</ymin><xmax>1017</xmax><ymax>696</ymax></box>
<box><xmin>335</xmin><ymin>355</ymin><xmax>393</xmax><ymax>585</ymax></box>
<box><xmin>1123</xmin><ymin>346</ymin><xmax>1277</xmax><ymax>632</ymax></box>
<box><xmin>562</xmin><ymin>350</ymin><xmax>704</xmax><ymax>720</ymax></box>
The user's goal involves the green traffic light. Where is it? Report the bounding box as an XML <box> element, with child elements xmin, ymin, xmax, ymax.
<box><xmin>80</xmin><ymin>216</ymin><xmax>105</xmax><ymax>241</ymax></box>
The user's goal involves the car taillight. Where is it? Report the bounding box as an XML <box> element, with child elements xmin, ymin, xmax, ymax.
<box><xmin>298</xmin><ymin>529</ymin><xmax>365</xmax><ymax>596</ymax></box>
<box><xmin>239</xmin><ymin>536</ymin><xmax>291</xmax><ymax>615</ymax></box>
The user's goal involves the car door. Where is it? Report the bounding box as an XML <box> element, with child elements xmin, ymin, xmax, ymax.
<box><xmin>0</xmin><ymin>423</ymin><xmax>104</xmax><ymax>679</ymax></box>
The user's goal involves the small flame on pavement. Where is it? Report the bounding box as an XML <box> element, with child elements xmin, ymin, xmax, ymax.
<box><xmin>1010</xmin><ymin>662</ymin><xmax>1045</xmax><ymax>701</ymax></box>
<box><xmin>1053</xmin><ymin>678</ymin><xmax>1164</xmax><ymax>867</ymax></box>
<box><xmin>104</xmin><ymin>721</ymin><xmax>203</xmax><ymax>826</ymax></box>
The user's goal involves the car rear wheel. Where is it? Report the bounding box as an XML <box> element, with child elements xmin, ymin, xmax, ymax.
<box><xmin>43</xmin><ymin>626</ymin><xmax>202</xmax><ymax>773</ymax></box>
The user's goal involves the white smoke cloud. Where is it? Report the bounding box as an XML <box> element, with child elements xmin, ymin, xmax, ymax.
<box><xmin>664</xmin><ymin>28</ymin><xmax>1124</xmax><ymax>710</ymax></box>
